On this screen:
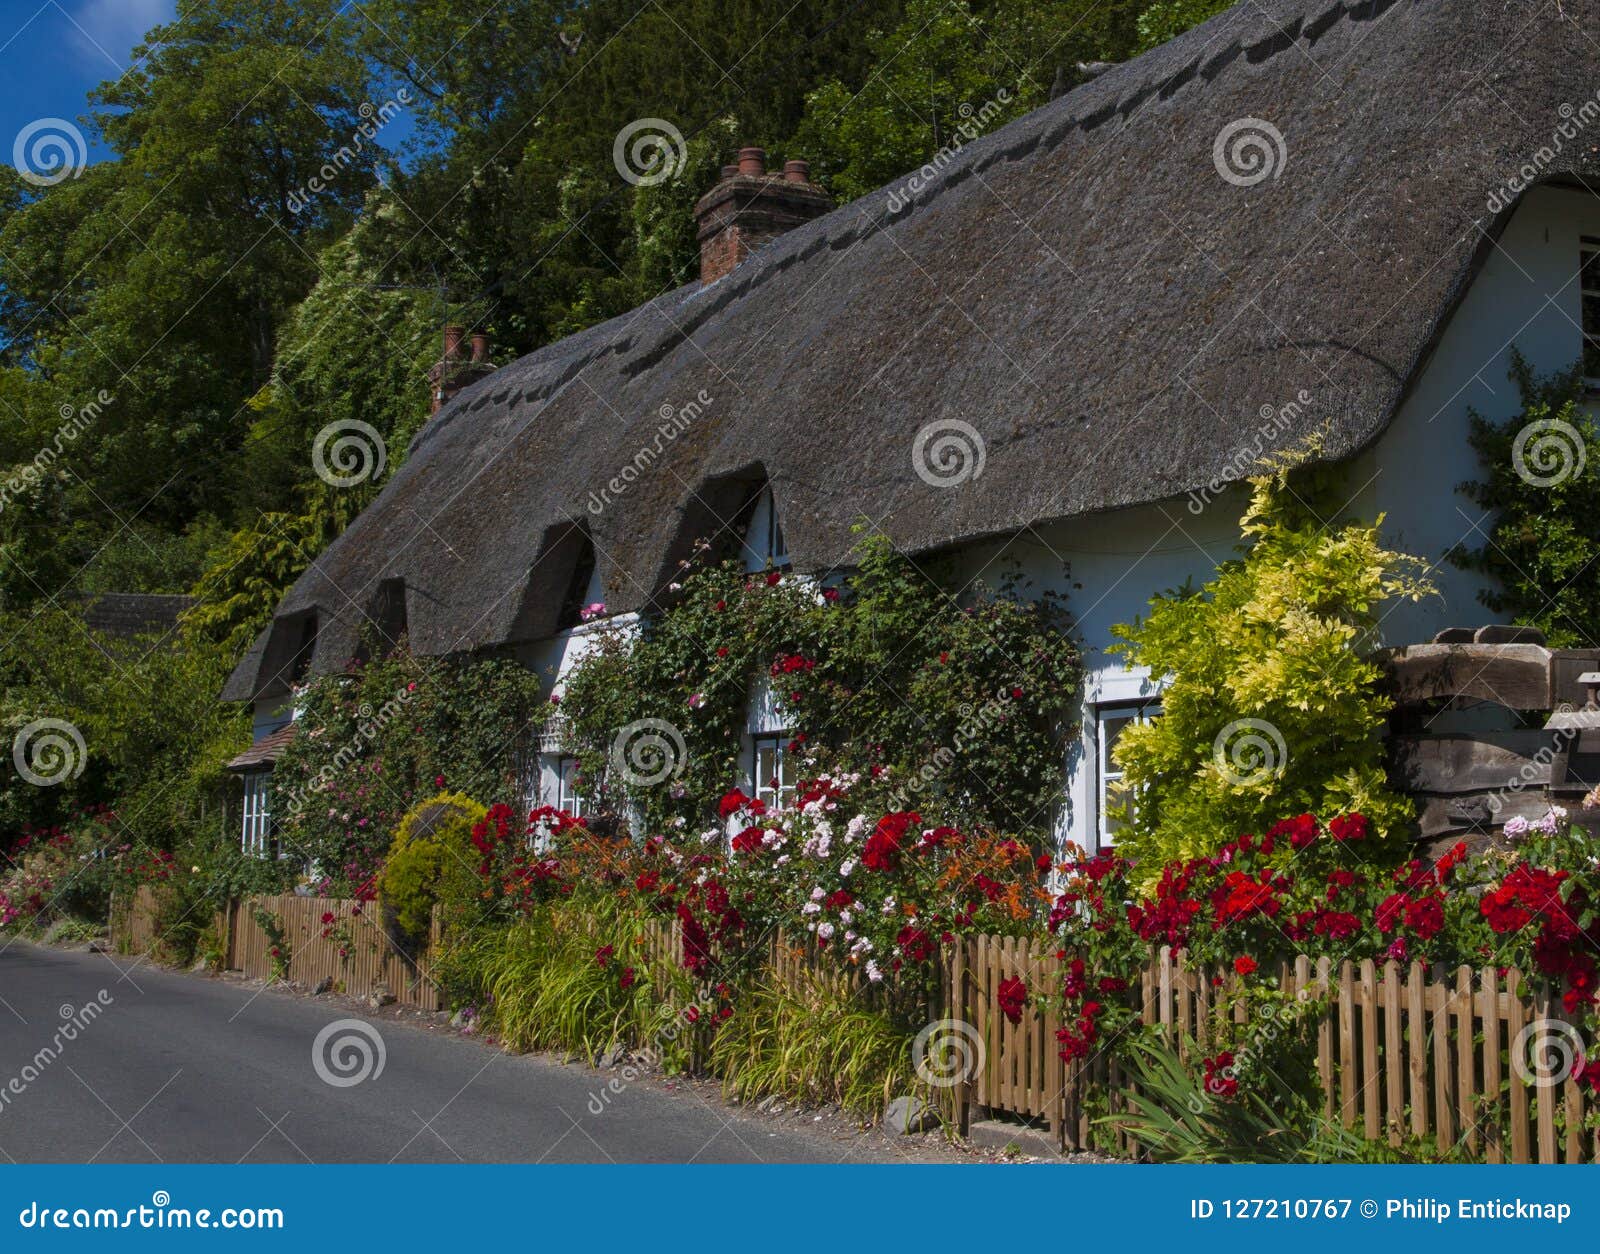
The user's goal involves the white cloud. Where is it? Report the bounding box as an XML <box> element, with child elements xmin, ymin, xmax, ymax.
<box><xmin>64</xmin><ymin>0</ymin><xmax>175</xmax><ymax>73</ymax></box>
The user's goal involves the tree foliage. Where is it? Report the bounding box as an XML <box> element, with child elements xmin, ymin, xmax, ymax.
<box><xmin>1451</xmin><ymin>355</ymin><xmax>1600</xmax><ymax>648</ymax></box>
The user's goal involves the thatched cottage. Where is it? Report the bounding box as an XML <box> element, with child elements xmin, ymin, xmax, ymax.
<box><xmin>223</xmin><ymin>0</ymin><xmax>1600</xmax><ymax>856</ymax></box>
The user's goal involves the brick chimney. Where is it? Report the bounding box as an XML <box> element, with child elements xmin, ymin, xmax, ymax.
<box><xmin>694</xmin><ymin>148</ymin><xmax>832</xmax><ymax>285</ymax></box>
<box><xmin>427</xmin><ymin>324</ymin><xmax>497</xmax><ymax>414</ymax></box>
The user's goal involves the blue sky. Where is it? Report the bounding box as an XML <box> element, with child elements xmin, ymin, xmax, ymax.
<box><xmin>0</xmin><ymin>0</ymin><xmax>178</xmax><ymax>166</ymax></box>
<box><xmin>0</xmin><ymin>0</ymin><xmax>415</xmax><ymax>176</ymax></box>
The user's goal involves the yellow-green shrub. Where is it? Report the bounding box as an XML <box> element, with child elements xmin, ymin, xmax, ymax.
<box><xmin>378</xmin><ymin>792</ymin><xmax>486</xmax><ymax>940</ymax></box>
<box><xmin>1109</xmin><ymin>440</ymin><xmax>1434</xmax><ymax>882</ymax></box>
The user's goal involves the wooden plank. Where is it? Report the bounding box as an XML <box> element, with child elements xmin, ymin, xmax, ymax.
<box><xmin>1338</xmin><ymin>961</ymin><xmax>1357</xmax><ymax>1126</ymax></box>
<box><xmin>1315</xmin><ymin>956</ymin><xmax>1334</xmax><ymax>1120</ymax></box>
<box><xmin>1407</xmin><ymin>961</ymin><xmax>1428</xmax><ymax>1140</ymax></box>
<box><xmin>1536</xmin><ymin>987</ymin><xmax>1558</xmax><ymax>1164</ymax></box>
<box><xmin>1481</xmin><ymin>968</ymin><xmax>1502</xmax><ymax>1163</ymax></box>
<box><xmin>1382</xmin><ymin>643</ymin><xmax>1553</xmax><ymax>709</ymax></box>
<box><xmin>1507</xmin><ymin>969</ymin><xmax>1531</xmax><ymax>1164</ymax></box>
<box><xmin>953</xmin><ymin>939</ymin><xmax>971</xmax><ymax>1136</ymax></box>
<box><xmin>1431</xmin><ymin>964</ymin><xmax>1454</xmax><ymax>1154</ymax></box>
<box><xmin>1566</xmin><ymin>1055</ymin><xmax>1584</xmax><ymax>1164</ymax></box>
<box><xmin>1360</xmin><ymin>959</ymin><xmax>1380</xmax><ymax>1141</ymax></box>
<box><xmin>1043</xmin><ymin>944</ymin><xmax>1063</xmax><ymax>1148</ymax></box>
<box><xmin>1389</xmin><ymin>731</ymin><xmax>1554</xmax><ymax>794</ymax></box>
<box><xmin>1159</xmin><ymin>946</ymin><xmax>1174</xmax><ymax>1036</ymax></box>
<box><xmin>1456</xmin><ymin>966</ymin><xmax>1477</xmax><ymax>1156</ymax></box>
<box><xmin>1383</xmin><ymin>960</ymin><xmax>1403</xmax><ymax>1146</ymax></box>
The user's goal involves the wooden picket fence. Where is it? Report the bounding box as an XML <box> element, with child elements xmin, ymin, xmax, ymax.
<box><xmin>947</xmin><ymin>938</ymin><xmax>1593</xmax><ymax>1163</ymax></box>
<box><xmin>227</xmin><ymin>893</ymin><xmax>443</xmax><ymax>1011</ymax></box>
<box><xmin>108</xmin><ymin>884</ymin><xmax>163</xmax><ymax>955</ymax></box>
<box><xmin>112</xmin><ymin>889</ymin><xmax>442</xmax><ymax>1011</ymax></box>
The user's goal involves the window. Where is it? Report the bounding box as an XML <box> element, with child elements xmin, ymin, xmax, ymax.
<box><xmin>1095</xmin><ymin>701</ymin><xmax>1159</xmax><ymax>846</ymax></box>
<box><xmin>740</xmin><ymin>486</ymin><xmax>788</xmax><ymax>572</ymax></box>
<box><xmin>1583</xmin><ymin>238</ymin><xmax>1600</xmax><ymax>383</ymax></box>
<box><xmin>241</xmin><ymin>771</ymin><xmax>274</xmax><ymax>857</ymax></box>
<box><xmin>555</xmin><ymin>533</ymin><xmax>598</xmax><ymax>630</ymax></box>
<box><xmin>289</xmin><ymin>612</ymin><xmax>318</xmax><ymax>682</ymax></box>
<box><xmin>555</xmin><ymin>755</ymin><xmax>586</xmax><ymax>817</ymax></box>
<box><xmin>752</xmin><ymin>733</ymin><xmax>797</xmax><ymax>809</ymax></box>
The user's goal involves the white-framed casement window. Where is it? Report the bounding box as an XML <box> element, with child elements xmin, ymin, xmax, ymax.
<box><xmin>752</xmin><ymin>733</ymin><xmax>797</xmax><ymax>810</ymax></box>
<box><xmin>555</xmin><ymin>755</ymin><xmax>586</xmax><ymax>817</ymax></box>
<box><xmin>1582</xmin><ymin>237</ymin><xmax>1600</xmax><ymax>385</ymax></box>
<box><xmin>740</xmin><ymin>486</ymin><xmax>789</xmax><ymax>572</ymax></box>
<box><xmin>241</xmin><ymin>771</ymin><xmax>273</xmax><ymax>857</ymax></box>
<box><xmin>1095</xmin><ymin>701</ymin><xmax>1159</xmax><ymax>847</ymax></box>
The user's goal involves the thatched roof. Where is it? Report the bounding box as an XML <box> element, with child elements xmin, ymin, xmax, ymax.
<box><xmin>81</xmin><ymin>594</ymin><xmax>194</xmax><ymax>640</ymax></box>
<box><xmin>225</xmin><ymin>0</ymin><xmax>1600</xmax><ymax>702</ymax></box>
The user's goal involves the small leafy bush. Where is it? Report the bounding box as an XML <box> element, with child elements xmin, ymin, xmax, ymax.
<box><xmin>378</xmin><ymin>792</ymin><xmax>487</xmax><ymax>942</ymax></box>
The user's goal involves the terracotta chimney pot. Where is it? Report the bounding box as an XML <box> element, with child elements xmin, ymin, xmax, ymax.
<box><xmin>442</xmin><ymin>324</ymin><xmax>466</xmax><ymax>361</ymax></box>
<box><xmin>470</xmin><ymin>331</ymin><xmax>490</xmax><ymax>363</ymax></box>
<box><xmin>693</xmin><ymin>148</ymin><xmax>832</xmax><ymax>285</ymax></box>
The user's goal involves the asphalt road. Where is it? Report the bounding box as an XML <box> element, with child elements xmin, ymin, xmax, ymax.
<box><xmin>0</xmin><ymin>941</ymin><xmax>916</xmax><ymax>1164</ymax></box>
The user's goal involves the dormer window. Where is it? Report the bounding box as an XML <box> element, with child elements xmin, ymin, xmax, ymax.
<box><xmin>556</xmin><ymin>532</ymin><xmax>600</xmax><ymax>630</ymax></box>
<box><xmin>739</xmin><ymin>486</ymin><xmax>788</xmax><ymax>572</ymax></box>
<box><xmin>289</xmin><ymin>612</ymin><xmax>318</xmax><ymax>683</ymax></box>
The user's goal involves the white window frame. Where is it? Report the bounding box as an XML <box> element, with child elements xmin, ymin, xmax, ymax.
<box><xmin>555</xmin><ymin>754</ymin><xmax>586</xmax><ymax>818</ymax></box>
<box><xmin>1095</xmin><ymin>701</ymin><xmax>1159</xmax><ymax>847</ymax></box>
<box><xmin>1583</xmin><ymin>237</ymin><xmax>1600</xmax><ymax>388</ymax></box>
<box><xmin>751</xmin><ymin>732</ymin><xmax>797</xmax><ymax>810</ymax></box>
<box><xmin>241</xmin><ymin>771</ymin><xmax>273</xmax><ymax>858</ymax></box>
<box><xmin>741</xmin><ymin>486</ymin><xmax>789</xmax><ymax>572</ymax></box>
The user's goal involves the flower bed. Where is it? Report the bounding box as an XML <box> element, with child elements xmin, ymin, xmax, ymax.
<box><xmin>415</xmin><ymin>755</ymin><xmax>1600</xmax><ymax>1158</ymax></box>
